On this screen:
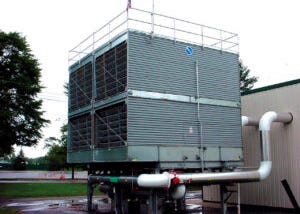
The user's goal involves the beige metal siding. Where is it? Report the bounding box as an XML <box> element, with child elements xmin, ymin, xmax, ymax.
<box><xmin>241</xmin><ymin>83</ymin><xmax>300</xmax><ymax>208</ymax></box>
<box><xmin>204</xmin><ymin>83</ymin><xmax>300</xmax><ymax>208</ymax></box>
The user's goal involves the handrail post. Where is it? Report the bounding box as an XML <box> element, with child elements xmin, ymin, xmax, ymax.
<box><xmin>92</xmin><ymin>32</ymin><xmax>95</xmax><ymax>54</ymax></box>
<box><xmin>108</xmin><ymin>23</ymin><xmax>111</xmax><ymax>42</ymax></box>
<box><xmin>201</xmin><ymin>26</ymin><xmax>204</xmax><ymax>49</ymax></box>
<box><xmin>151</xmin><ymin>0</ymin><xmax>154</xmax><ymax>37</ymax></box>
<box><xmin>173</xmin><ymin>19</ymin><xmax>176</xmax><ymax>42</ymax></box>
<box><xmin>220</xmin><ymin>30</ymin><xmax>223</xmax><ymax>53</ymax></box>
<box><xmin>126</xmin><ymin>8</ymin><xmax>129</xmax><ymax>30</ymax></box>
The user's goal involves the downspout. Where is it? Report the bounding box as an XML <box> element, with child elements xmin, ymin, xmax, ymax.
<box><xmin>137</xmin><ymin>112</ymin><xmax>293</xmax><ymax>187</ymax></box>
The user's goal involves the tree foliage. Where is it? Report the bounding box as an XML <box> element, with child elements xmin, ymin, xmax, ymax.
<box><xmin>240</xmin><ymin>59</ymin><xmax>258</xmax><ymax>93</ymax></box>
<box><xmin>45</xmin><ymin>124</ymin><xmax>67</xmax><ymax>170</ymax></box>
<box><xmin>12</xmin><ymin>149</ymin><xmax>26</xmax><ymax>170</ymax></box>
<box><xmin>0</xmin><ymin>31</ymin><xmax>49</xmax><ymax>155</ymax></box>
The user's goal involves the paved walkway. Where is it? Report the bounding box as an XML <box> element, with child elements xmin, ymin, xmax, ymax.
<box><xmin>0</xmin><ymin>196</ymin><xmax>110</xmax><ymax>214</ymax></box>
<box><xmin>0</xmin><ymin>170</ymin><xmax>87</xmax><ymax>180</ymax></box>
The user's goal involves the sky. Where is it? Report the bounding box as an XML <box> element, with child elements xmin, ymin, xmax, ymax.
<box><xmin>1</xmin><ymin>0</ymin><xmax>300</xmax><ymax>158</ymax></box>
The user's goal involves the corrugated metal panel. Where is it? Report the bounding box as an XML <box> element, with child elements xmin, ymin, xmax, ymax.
<box><xmin>127</xmin><ymin>31</ymin><xmax>240</xmax><ymax>102</ymax></box>
<box><xmin>203</xmin><ymin>185</ymin><xmax>220</xmax><ymax>201</ymax></box>
<box><xmin>127</xmin><ymin>97</ymin><xmax>241</xmax><ymax>148</ymax></box>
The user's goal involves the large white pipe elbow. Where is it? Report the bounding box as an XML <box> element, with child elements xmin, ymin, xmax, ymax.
<box><xmin>259</xmin><ymin>111</ymin><xmax>292</xmax><ymax>131</ymax></box>
<box><xmin>259</xmin><ymin>111</ymin><xmax>278</xmax><ymax>131</ymax></box>
<box><xmin>257</xmin><ymin>161</ymin><xmax>272</xmax><ymax>180</ymax></box>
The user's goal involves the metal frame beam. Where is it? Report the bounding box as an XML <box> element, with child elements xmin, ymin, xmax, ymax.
<box><xmin>128</xmin><ymin>89</ymin><xmax>240</xmax><ymax>108</ymax></box>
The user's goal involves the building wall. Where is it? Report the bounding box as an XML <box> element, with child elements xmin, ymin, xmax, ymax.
<box><xmin>240</xmin><ymin>83</ymin><xmax>300</xmax><ymax>208</ymax></box>
<box><xmin>204</xmin><ymin>82</ymin><xmax>300</xmax><ymax>208</ymax></box>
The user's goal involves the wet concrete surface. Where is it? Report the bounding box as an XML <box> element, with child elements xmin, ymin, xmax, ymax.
<box><xmin>0</xmin><ymin>196</ymin><xmax>110</xmax><ymax>214</ymax></box>
<box><xmin>0</xmin><ymin>191</ymin><xmax>207</xmax><ymax>214</ymax></box>
<box><xmin>0</xmin><ymin>191</ymin><xmax>295</xmax><ymax>213</ymax></box>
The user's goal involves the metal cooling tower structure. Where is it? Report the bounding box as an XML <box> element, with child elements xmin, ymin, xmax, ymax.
<box><xmin>67</xmin><ymin>7</ymin><xmax>292</xmax><ymax>214</ymax></box>
<box><xmin>68</xmin><ymin>8</ymin><xmax>241</xmax><ymax>169</ymax></box>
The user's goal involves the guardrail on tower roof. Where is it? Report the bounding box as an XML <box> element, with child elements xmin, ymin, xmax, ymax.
<box><xmin>69</xmin><ymin>7</ymin><xmax>239</xmax><ymax>64</ymax></box>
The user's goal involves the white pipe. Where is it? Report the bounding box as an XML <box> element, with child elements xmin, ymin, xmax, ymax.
<box><xmin>137</xmin><ymin>172</ymin><xmax>171</xmax><ymax>188</ymax></box>
<box><xmin>259</xmin><ymin>111</ymin><xmax>292</xmax><ymax>131</ymax></box>
<box><xmin>242</xmin><ymin>116</ymin><xmax>259</xmax><ymax>126</ymax></box>
<box><xmin>137</xmin><ymin>112</ymin><xmax>293</xmax><ymax>187</ymax></box>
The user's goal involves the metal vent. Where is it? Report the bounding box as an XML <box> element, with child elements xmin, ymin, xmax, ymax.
<box><xmin>69</xmin><ymin>62</ymin><xmax>92</xmax><ymax>112</ymax></box>
<box><xmin>95</xmin><ymin>102</ymin><xmax>127</xmax><ymax>148</ymax></box>
<box><xmin>95</xmin><ymin>41</ymin><xmax>127</xmax><ymax>101</ymax></box>
<box><xmin>69</xmin><ymin>113</ymin><xmax>91</xmax><ymax>152</ymax></box>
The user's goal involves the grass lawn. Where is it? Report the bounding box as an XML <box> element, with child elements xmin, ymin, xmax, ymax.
<box><xmin>0</xmin><ymin>183</ymin><xmax>101</xmax><ymax>198</ymax></box>
<box><xmin>0</xmin><ymin>207</ymin><xmax>21</xmax><ymax>214</ymax></box>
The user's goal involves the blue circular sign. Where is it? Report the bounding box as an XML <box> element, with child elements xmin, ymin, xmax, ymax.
<box><xmin>185</xmin><ymin>46</ymin><xmax>193</xmax><ymax>55</ymax></box>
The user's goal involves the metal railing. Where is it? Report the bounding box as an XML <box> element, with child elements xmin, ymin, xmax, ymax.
<box><xmin>69</xmin><ymin>7</ymin><xmax>239</xmax><ymax>64</ymax></box>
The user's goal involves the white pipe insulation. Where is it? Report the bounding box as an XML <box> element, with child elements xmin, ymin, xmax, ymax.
<box><xmin>241</xmin><ymin>116</ymin><xmax>259</xmax><ymax>127</ymax></box>
<box><xmin>137</xmin><ymin>112</ymin><xmax>293</xmax><ymax>188</ymax></box>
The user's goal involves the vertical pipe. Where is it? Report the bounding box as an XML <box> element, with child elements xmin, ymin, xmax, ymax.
<box><xmin>220</xmin><ymin>184</ymin><xmax>227</xmax><ymax>214</ymax></box>
<box><xmin>91</xmin><ymin>37</ymin><xmax>96</xmax><ymax>161</ymax></box>
<box><xmin>196</xmin><ymin>60</ymin><xmax>204</xmax><ymax>171</ymax></box>
<box><xmin>87</xmin><ymin>183</ymin><xmax>94</xmax><ymax>211</ymax></box>
<box><xmin>237</xmin><ymin>183</ymin><xmax>240</xmax><ymax>214</ymax></box>
<box><xmin>149</xmin><ymin>189</ymin><xmax>158</xmax><ymax>214</ymax></box>
<box><xmin>200</xmin><ymin>124</ymin><xmax>204</xmax><ymax>171</ymax></box>
<box><xmin>195</xmin><ymin>61</ymin><xmax>200</xmax><ymax>122</ymax></box>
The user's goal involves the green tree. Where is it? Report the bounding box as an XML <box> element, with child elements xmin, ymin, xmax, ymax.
<box><xmin>45</xmin><ymin>124</ymin><xmax>67</xmax><ymax>170</ymax></box>
<box><xmin>0</xmin><ymin>31</ymin><xmax>49</xmax><ymax>155</ymax></box>
<box><xmin>240</xmin><ymin>59</ymin><xmax>258</xmax><ymax>93</ymax></box>
<box><xmin>12</xmin><ymin>149</ymin><xmax>26</xmax><ymax>170</ymax></box>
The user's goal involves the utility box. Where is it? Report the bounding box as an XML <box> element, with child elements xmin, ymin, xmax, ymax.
<box><xmin>68</xmin><ymin>10</ymin><xmax>242</xmax><ymax>170</ymax></box>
